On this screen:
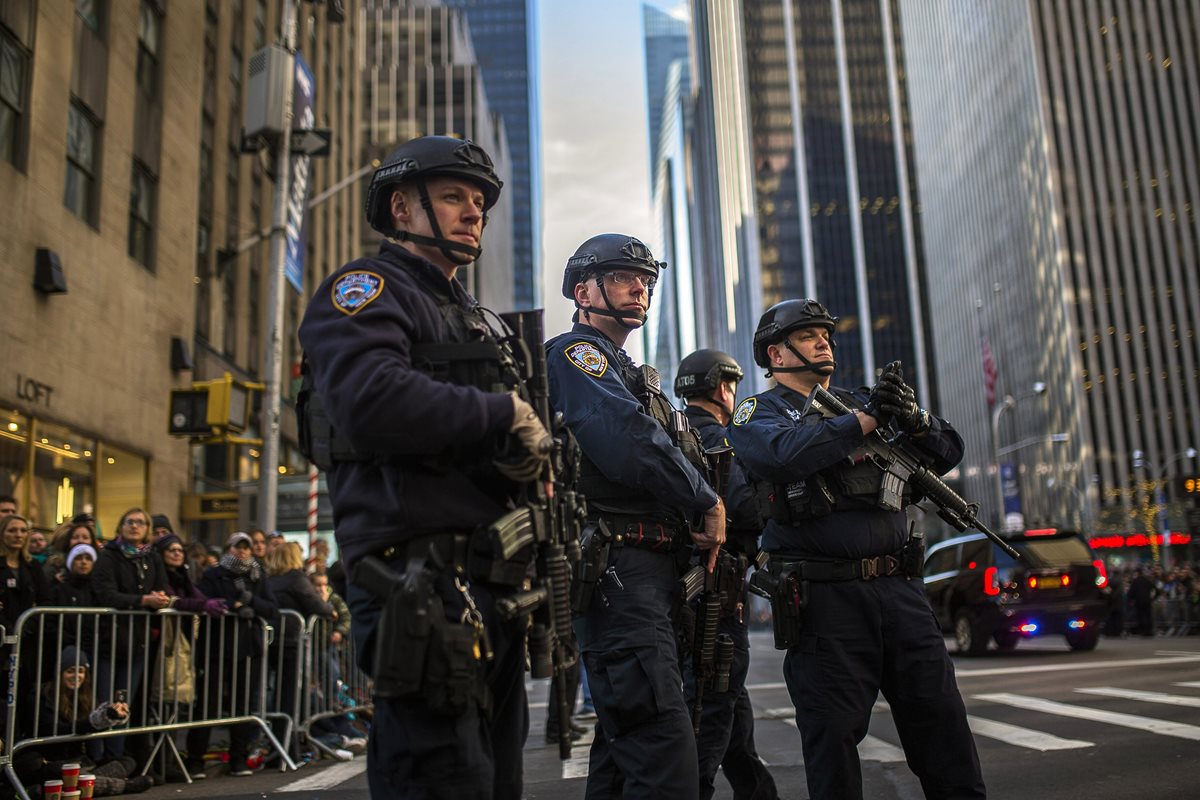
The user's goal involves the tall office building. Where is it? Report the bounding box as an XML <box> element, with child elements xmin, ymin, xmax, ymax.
<box><xmin>440</xmin><ymin>0</ymin><xmax>540</xmax><ymax>310</ymax></box>
<box><xmin>682</xmin><ymin>0</ymin><xmax>764</xmax><ymax>386</ymax></box>
<box><xmin>643</xmin><ymin>5</ymin><xmax>689</xmax><ymax>178</ymax></box>
<box><xmin>359</xmin><ymin>1</ymin><xmax>514</xmax><ymax>308</ymax></box>
<box><xmin>901</xmin><ymin>1</ymin><xmax>1200</xmax><ymax>541</ymax></box>
<box><xmin>737</xmin><ymin>0</ymin><xmax>931</xmax><ymax>396</ymax></box>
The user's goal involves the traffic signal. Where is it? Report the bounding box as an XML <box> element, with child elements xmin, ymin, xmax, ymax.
<box><xmin>168</xmin><ymin>374</ymin><xmax>262</xmax><ymax>439</ymax></box>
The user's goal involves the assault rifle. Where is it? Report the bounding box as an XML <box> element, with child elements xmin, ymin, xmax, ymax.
<box><xmin>495</xmin><ymin>309</ymin><xmax>584</xmax><ymax>760</ymax></box>
<box><xmin>805</xmin><ymin>379</ymin><xmax>1021</xmax><ymax>560</ymax></box>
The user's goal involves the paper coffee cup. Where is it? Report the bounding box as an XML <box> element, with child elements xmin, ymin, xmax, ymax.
<box><xmin>78</xmin><ymin>774</ymin><xmax>95</xmax><ymax>800</ymax></box>
<box><xmin>62</xmin><ymin>791</ymin><xmax>81</xmax><ymax>800</ymax></box>
<box><xmin>61</xmin><ymin>763</ymin><xmax>81</xmax><ymax>790</ymax></box>
<box><xmin>42</xmin><ymin>780</ymin><xmax>63</xmax><ymax>800</ymax></box>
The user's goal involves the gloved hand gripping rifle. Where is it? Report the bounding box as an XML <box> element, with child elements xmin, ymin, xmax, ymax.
<box><xmin>496</xmin><ymin>310</ymin><xmax>584</xmax><ymax>760</ymax></box>
<box><xmin>806</xmin><ymin>368</ymin><xmax>1021</xmax><ymax>560</ymax></box>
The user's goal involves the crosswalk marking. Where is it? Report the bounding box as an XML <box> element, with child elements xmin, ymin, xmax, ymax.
<box><xmin>1173</xmin><ymin>681</ymin><xmax>1200</xmax><ymax>689</ymax></box>
<box><xmin>954</xmin><ymin>654</ymin><xmax>1200</xmax><ymax>679</ymax></box>
<box><xmin>858</xmin><ymin>735</ymin><xmax>906</xmax><ymax>762</ymax></box>
<box><xmin>965</xmin><ymin>715</ymin><xmax>1093</xmax><ymax>750</ymax></box>
<box><xmin>275</xmin><ymin>760</ymin><xmax>366</xmax><ymax>792</ymax></box>
<box><xmin>974</xmin><ymin>692</ymin><xmax>1200</xmax><ymax>741</ymax></box>
<box><xmin>1075</xmin><ymin>686</ymin><xmax>1200</xmax><ymax>708</ymax></box>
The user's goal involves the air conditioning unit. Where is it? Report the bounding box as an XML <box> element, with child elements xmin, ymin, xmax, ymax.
<box><xmin>244</xmin><ymin>45</ymin><xmax>293</xmax><ymax>139</ymax></box>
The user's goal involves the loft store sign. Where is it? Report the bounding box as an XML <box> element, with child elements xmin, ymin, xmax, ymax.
<box><xmin>15</xmin><ymin>374</ymin><xmax>55</xmax><ymax>408</ymax></box>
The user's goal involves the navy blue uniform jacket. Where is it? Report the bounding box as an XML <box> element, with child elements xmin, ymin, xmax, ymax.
<box><xmin>298</xmin><ymin>242</ymin><xmax>515</xmax><ymax>571</ymax></box>
<box><xmin>727</xmin><ymin>383</ymin><xmax>962</xmax><ymax>559</ymax></box>
<box><xmin>546</xmin><ymin>323</ymin><xmax>716</xmax><ymax>518</ymax></box>
<box><xmin>683</xmin><ymin>405</ymin><xmax>760</xmax><ymax>552</ymax></box>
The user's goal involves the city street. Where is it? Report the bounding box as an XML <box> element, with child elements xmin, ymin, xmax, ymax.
<box><xmin>128</xmin><ymin>631</ymin><xmax>1200</xmax><ymax>799</ymax></box>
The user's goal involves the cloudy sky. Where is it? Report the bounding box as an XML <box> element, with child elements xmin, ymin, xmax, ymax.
<box><xmin>538</xmin><ymin>0</ymin><xmax>688</xmax><ymax>340</ymax></box>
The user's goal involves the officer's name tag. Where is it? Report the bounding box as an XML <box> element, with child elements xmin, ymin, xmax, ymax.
<box><xmin>332</xmin><ymin>271</ymin><xmax>384</xmax><ymax>315</ymax></box>
<box><xmin>565</xmin><ymin>342</ymin><xmax>608</xmax><ymax>377</ymax></box>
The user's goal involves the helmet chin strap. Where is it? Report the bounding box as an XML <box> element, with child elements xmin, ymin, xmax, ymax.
<box><xmin>577</xmin><ymin>275</ymin><xmax>648</xmax><ymax>330</ymax></box>
<box><xmin>392</xmin><ymin>179</ymin><xmax>484</xmax><ymax>263</ymax></box>
<box><xmin>767</xmin><ymin>338</ymin><xmax>835</xmax><ymax>376</ymax></box>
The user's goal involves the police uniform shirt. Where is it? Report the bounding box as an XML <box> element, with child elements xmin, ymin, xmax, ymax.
<box><xmin>297</xmin><ymin>241</ymin><xmax>516</xmax><ymax>571</ymax></box>
<box><xmin>727</xmin><ymin>383</ymin><xmax>963</xmax><ymax>560</ymax></box>
<box><xmin>546</xmin><ymin>323</ymin><xmax>717</xmax><ymax>518</ymax></box>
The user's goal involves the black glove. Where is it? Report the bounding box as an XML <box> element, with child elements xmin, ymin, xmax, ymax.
<box><xmin>870</xmin><ymin>369</ymin><xmax>930</xmax><ymax>435</ymax></box>
<box><xmin>237</xmin><ymin>605</ymin><xmax>256</xmax><ymax>619</ymax></box>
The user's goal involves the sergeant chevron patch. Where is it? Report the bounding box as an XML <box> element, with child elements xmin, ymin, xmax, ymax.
<box><xmin>332</xmin><ymin>271</ymin><xmax>384</xmax><ymax>315</ymax></box>
<box><xmin>732</xmin><ymin>397</ymin><xmax>757</xmax><ymax>426</ymax></box>
<box><xmin>565</xmin><ymin>342</ymin><xmax>608</xmax><ymax>377</ymax></box>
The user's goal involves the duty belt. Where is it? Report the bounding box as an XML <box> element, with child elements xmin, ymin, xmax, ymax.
<box><xmin>776</xmin><ymin>552</ymin><xmax>907</xmax><ymax>582</ymax></box>
<box><xmin>374</xmin><ymin>529</ymin><xmax>532</xmax><ymax>587</ymax></box>
<box><xmin>595</xmin><ymin>514</ymin><xmax>687</xmax><ymax>553</ymax></box>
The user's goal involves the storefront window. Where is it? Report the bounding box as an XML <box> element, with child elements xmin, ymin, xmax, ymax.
<box><xmin>0</xmin><ymin>407</ymin><xmax>30</xmax><ymax>508</ymax></box>
<box><xmin>96</xmin><ymin>442</ymin><xmax>148</xmax><ymax>540</ymax></box>
<box><xmin>30</xmin><ymin>419</ymin><xmax>96</xmax><ymax>528</ymax></box>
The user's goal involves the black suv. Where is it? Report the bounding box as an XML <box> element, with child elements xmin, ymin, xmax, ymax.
<box><xmin>923</xmin><ymin>529</ymin><xmax>1110</xmax><ymax>655</ymax></box>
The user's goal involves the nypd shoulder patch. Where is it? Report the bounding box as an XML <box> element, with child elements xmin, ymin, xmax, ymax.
<box><xmin>732</xmin><ymin>397</ymin><xmax>757</xmax><ymax>426</ymax></box>
<box><xmin>565</xmin><ymin>342</ymin><xmax>608</xmax><ymax>378</ymax></box>
<box><xmin>332</xmin><ymin>271</ymin><xmax>384</xmax><ymax>315</ymax></box>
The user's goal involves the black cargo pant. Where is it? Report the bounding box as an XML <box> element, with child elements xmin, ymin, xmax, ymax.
<box><xmin>577</xmin><ymin>546</ymin><xmax>698</xmax><ymax>800</ymax></box>
<box><xmin>348</xmin><ymin>560</ymin><xmax>528</xmax><ymax>800</ymax></box>
<box><xmin>783</xmin><ymin>575</ymin><xmax>986</xmax><ymax>800</ymax></box>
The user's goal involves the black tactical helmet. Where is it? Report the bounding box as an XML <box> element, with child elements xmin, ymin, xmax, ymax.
<box><xmin>674</xmin><ymin>349</ymin><xmax>744</xmax><ymax>398</ymax></box>
<box><xmin>561</xmin><ymin>234</ymin><xmax>664</xmax><ymax>299</ymax></box>
<box><xmin>364</xmin><ymin>136</ymin><xmax>503</xmax><ymax>236</ymax></box>
<box><xmin>752</xmin><ymin>299</ymin><xmax>838</xmax><ymax>369</ymax></box>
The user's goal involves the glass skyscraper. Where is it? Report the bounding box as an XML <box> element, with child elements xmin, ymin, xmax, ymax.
<box><xmin>440</xmin><ymin>0</ymin><xmax>541</xmax><ymax>309</ymax></box>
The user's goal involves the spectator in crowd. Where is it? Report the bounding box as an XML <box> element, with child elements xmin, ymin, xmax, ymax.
<box><xmin>70</xmin><ymin>511</ymin><xmax>97</xmax><ymax>541</ymax></box>
<box><xmin>52</xmin><ymin>543</ymin><xmax>100</xmax><ymax>657</ymax></box>
<box><xmin>44</xmin><ymin>520</ymin><xmax>98</xmax><ymax>584</ymax></box>
<box><xmin>91</xmin><ymin>508</ymin><xmax>170</xmax><ymax>767</ymax></box>
<box><xmin>185</xmin><ymin>532</ymin><xmax>278</xmax><ymax>778</ymax></box>
<box><xmin>1</xmin><ymin>513</ymin><xmax>53</xmax><ymax>735</ymax></box>
<box><xmin>325</xmin><ymin>556</ymin><xmax>347</xmax><ymax>600</ymax></box>
<box><xmin>306</xmin><ymin>571</ymin><xmax>365</xmax><ymax>755</ymax></box>
<box><xmin>265</xmin><ymin>542</ymin><xmax>332</xmax><ymax>748</ymax></box>
<box><xmin>204</xmin><ymin>548</ymin><xmax>221</xmax><ymax>569</ymax></box>
<box><xmin>13</xmin><ymin>645</ymin><xmax>153</xmax><ymax>796</ymax></box>
<box><xmin>0</xmin><ymin>495</ymin><xmax>17</xmax><ymax>516</ymax></box>
<box><xmin>150</xmin><ymin>515</ymin><xmax>174</xmax><ymax>544</ymax></box>
<box><xmin>28</xmin><ymin>530</ymin><xmax>49</xmax><ymax>564</ymax></box>
<box><xmin>185</xmin><ymin>541</ymin><xmax>209</xmax><ymax>578</ymax></box>
<box><xmin>250</xmin><ymin>530</ymin><xmax>268</xmax><ymax>563</ymax></box>
<box><xmin>155</xmin><ymin>534</ymin><xmax>226</xmax><ymax>618</ymax></box>
<box><xmin>267</xmin><ymin>531</ymin><xmax>286</xmax><ymax>555</ymax></box>
<box><xmin>1129</xmin><ymin>568</ymin><xmax>1157</xmax><ymax>637</ymax></box>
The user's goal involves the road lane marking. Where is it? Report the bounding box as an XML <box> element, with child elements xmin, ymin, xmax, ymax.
<box><xmin>1174</xmin><ymin>681</ymin><xmax>1200</xmax><ymax>688</ymax></box>
<box><xmin>858</xmin><ymin>735</ymin><xmax>906</xmax><ymax>762</ymax></box>
<box><xmin>954</xmin><ymin>654</ymin><xmax>1200</xmax><ymax>678</ymax></box>
<box><xmin>1075</xmin><ymin>686</ymin><xmax>1200</xmax><ymax>708</ymax></box>
<box><xmin>965</xmin><ymin>715</ymin><xmax>1093</xmax><ymax>750</ymax></box>
<box><xmin>276</xmin><ymin>760</ymin><xmax>366</xmax><ymax>792</ymax></box>
<box><xmin>974</xmin><ymin>693</ymin><xmax>1200</xmax><ymax>741</ymax></box>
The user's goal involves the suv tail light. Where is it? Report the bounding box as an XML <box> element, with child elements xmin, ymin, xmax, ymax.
<box><xmin>984</xmin><ymin>566</ymin><xmax>1000</xmax><ymax>596</ymax></box>
<box><xmin>1093</xmin><ymin>559</ymin><xmax>1108</xmax><ymax>588</ymax></box>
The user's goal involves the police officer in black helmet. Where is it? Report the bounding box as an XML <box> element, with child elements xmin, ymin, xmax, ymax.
<box><xmin>546</xmin><ymin>234</ymin><xmax>725</xmax><ymax>799</ymax></box>
<box><xmin>726</xmin><ymin>299</ymin><xmax>985</xmax><ymax>799</ymax></box>
<box><xmin>674</xmin><ymin>350</ymin><xmax>779</xmax><ymax>800</ymax></box>
<box><xmin>298</xmin><ymin>135</ymin><xmax>552</xmax><ymax>799</ymax></box>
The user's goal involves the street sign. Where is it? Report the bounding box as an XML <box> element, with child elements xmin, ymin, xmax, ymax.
<box><xmin>182</xmin><ymin>492</ymin><xmax>240</xmax><ymax>521</ymax></box>
<box><xmin>290</xmin><ymin>128</ymin><xmax>331</xmax><ymax>157</ymax></box>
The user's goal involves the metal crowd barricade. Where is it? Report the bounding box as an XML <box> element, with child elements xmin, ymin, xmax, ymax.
<box><xmin>263</xmin><ymin>609</ymin><xmax>309</xmax><ymax>763</ymax></box>
<box><xmin>298</xmin><ymin>614</ymin><xmax>373</xmax><ymax>758</ymax></box>
<box><xmin>1</xmin><ymin>607</ymin><xmax>296</xmax><ymax>800</ymax></box>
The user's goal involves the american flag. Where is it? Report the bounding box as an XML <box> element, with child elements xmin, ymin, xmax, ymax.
<box><xmin>981</xmin><ymin>335</ymin><xmax>998</xmax><ymax>407</ymax></box>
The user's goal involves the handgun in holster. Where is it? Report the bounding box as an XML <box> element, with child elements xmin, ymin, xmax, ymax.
<box><xmin>748</xmin><ymin>561</ymin><xmax>807</xmax><ymax>650</ymax></box>
<box><xmin>901</xmin><ymin>530</ymin><xmax>925</xmax><ymax>578</ymax></box>
<box><xmin>570</xmin><ymin>520</ymin><xmax>613</xmax><ymax>615</ymax></box>
<box><xmin>354</xmin><ymin>554</ymin><xmax>437</xmax><ymax>698</ymax></box>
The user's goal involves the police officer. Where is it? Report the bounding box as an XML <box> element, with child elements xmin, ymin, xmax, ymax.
<box><xmin>674</xmin><ymin>349</ymin><xmax>779</xmax><ymax>800</ymax></box>
<box><xmin>547</xmin><ymin>234</ymin><xmax>725</xmax><ymax>799</ymax></box>
<box><xmin>297</xmin><ymin>135</ymin><xmax>552</xmax><ymax>800</ymax></box>
<box><xmin>726</xmin><ymin>299</ymin><xmax>986</xmax><ymax>800</ymax></box>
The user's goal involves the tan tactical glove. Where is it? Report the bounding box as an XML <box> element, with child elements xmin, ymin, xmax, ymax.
<box><xmin>495</xmin><ymin>394</ymin><xmax>553</xmax><ymax>482</ymax></box>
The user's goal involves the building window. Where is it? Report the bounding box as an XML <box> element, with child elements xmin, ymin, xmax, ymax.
<box><xmin>136</xmin><ymin>1</ymin><xmax>160</xmax><ymax>100</ymax></box>
<box><xmin>75</xmin><ymin>0</ymin><xmax>103</xmax><ymax>34</ymax></box>
<box><xmin>64</xmin><ymin>100</ymin><xmax>99</xmax><ymax>224</ymax></box>
<box><xmin>223</xmin><ymin>260</ymin><xmax>238</xmax><ymax>358</ymax></box>
<box><xmin>1</xmin><ymin>26</ymin><xmax>29</xmax><ymax>168</ymax></box>
<box><xmin>128</xmin><ymin>160</ymin><xmax>156</xmax><ymax>267</ymax></box>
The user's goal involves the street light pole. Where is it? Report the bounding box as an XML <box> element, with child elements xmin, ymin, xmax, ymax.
<box><xmin>990</xmin><ymin>381</ymin><xmax>1047</xmax><ymax>531</ymax></box>
<box><xmin>258</xmin><ymin>0</ymin><xmax>298</xmax><ymax>534</ymax></box>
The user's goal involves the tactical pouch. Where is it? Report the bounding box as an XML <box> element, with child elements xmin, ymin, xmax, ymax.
<box><xmin>371</xmin><ymin>563</ymin><xmax>435</xmax><ymax>699</ymax></box>
<box><xmin>571</xmin><ymin>521</ymin><xmax>612</xmax><ymax>615</ymax></box>
<box><xmin>767</xmin><ymin>565</ymin><xmax>807</xmax><ymax>650</ymax></box>
<box><xmin>901</xmin><ymin>531</ymin><xmax>926</xmax><ymax>578</ymax></box>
